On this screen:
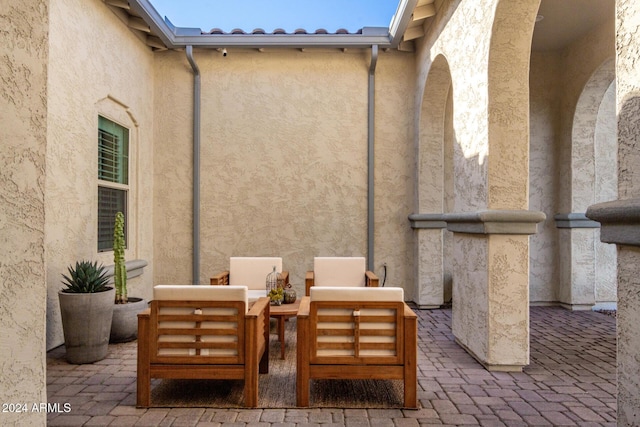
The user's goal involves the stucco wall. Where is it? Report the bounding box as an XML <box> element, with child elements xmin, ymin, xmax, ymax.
<box><xmin>45</xmin><ymin>0</ymin><xmax>156</xmax><ymax>349</ymax></box>
<box><xmin>557</xmin><ymin>19</ymin><xmax>615</xmax><ymax>213</ymax></box>
<box><xmin>0</xmin><ymin>2</ymin><xmax>48</xmax><ymax>425</ymax></box>
<box><xmin>616</xmin><ymin>0</ymin><xmax>640</xmax><ymax>423</ymax></box>
<box><xmin>528</xmin><ymin>18</ymin><xmax>615</xmax><ymax>306</ymax></box>
<box><xmin>153</xmin><ymin>48</ymin><xmax>415</xmax><ymax>296</ymax></box>
<box><xmin>529</xmin><ymin>51</ymin><xmax>561</xmax><ymax>303</ymax></box>
<box><xmin>555</xmin><ymin>19</ymin><xmax>615</xmax><ymax>307</ymax></box>
<box><xmin>414</xmin><ymin>0</ymin><xmax>540</xmax><ymax>369</ymax></box>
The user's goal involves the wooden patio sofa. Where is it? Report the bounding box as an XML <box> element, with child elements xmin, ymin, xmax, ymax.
<box><xmin>137</xmin><ymin>285</ymin><xmax>270</xmax><ymax>408</ymax></box>
<box><xmin>296</xmin><ymin>286</ymin><xmax>418</xmax><ymax>408</ymax></box>
<box><xmin>304</xmin><ymin>256</ymin><xmax>379</xmax><ymax>296</ymax></box>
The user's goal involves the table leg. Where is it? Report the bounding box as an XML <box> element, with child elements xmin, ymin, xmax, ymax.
<box><xmin>278</xmin><ymin>316</ymin><xmax>286</xmax><ymax>359</ymax></box>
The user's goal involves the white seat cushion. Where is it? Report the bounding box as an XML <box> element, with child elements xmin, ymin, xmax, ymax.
<box><xmin>229</xmin><ymin>257</ymin><xmax>283</xmax><ymax>290</ymax></box>
<box><xmin>313</xmin><ymin>257</ymin><xmax>366</xmax><ymax>287</ymax></box>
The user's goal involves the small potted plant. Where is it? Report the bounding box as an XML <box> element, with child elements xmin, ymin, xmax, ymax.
<box><xmin>58</xmin><ymin>260</ymin><xmax>114</xmax><ymax>364</ymax></box>
<box><xmin>109</xmin><ymin>211</ymin><xmax>147</xmax><ymax>343</ymax></box>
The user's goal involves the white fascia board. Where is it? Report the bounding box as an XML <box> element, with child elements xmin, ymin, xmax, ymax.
<box><xmin>388</xmin><ymin>0</ymin><xmax>420</xmax><ymax>47</ymax></box>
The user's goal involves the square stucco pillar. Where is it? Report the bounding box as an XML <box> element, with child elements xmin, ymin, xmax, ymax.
<box><xmin>587</xmin><ymin>199</ymin><xmax>640</xmax><ymax>425</ymax></box>
<box><xmin>445</xmin><ymin>210</ymin><xmax>545</xmax><ymax>372</ymax></box>
<box><xmin>0</xmin><ymin>1</ymin><xmax>49</xmax><ymax>425</ymax></box>
<box><xmin>409</xmin><ymin>214</ymin><xmax>447</xmax><ymax>308</ymax></box>
<box><xmin>554</xmin><ymin>214</ymin><xmax>602</xmax><ymax>310</ymax></box>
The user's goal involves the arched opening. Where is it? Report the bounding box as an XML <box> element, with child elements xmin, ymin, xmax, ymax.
<box><xmin>572</xmin><ymin>60</ymin><xmax>617</xmax><ymax>308</ymax></box>
<box><xmin>412</xmin><ymin>54</ymin><xmax>454</xmax><ymax>308</ymax></box>
<box><xmin>528</xmin><ymin>0</ymin><xmax>616</xmax><ymax>310</ymax></box>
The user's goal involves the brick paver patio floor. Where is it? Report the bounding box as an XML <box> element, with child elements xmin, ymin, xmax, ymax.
<box><xmin>47</xmin><ymin>306</ymin><xmax>617</xmax><ymax>426</ymax></box>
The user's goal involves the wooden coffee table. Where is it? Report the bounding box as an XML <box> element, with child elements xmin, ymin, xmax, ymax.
<box><xmin>269</xmin><ymin>299</ymin><xmax>300</xmax><ymax>359</ymax></box>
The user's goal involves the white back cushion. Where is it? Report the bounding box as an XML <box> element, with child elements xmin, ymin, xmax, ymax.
<box><xmin>229</xmin><ymin>257</ymin><xmax>282</xmax><ymax>290</ymax></box>
<box><xmin>314</xmin><ymin>257</ymin><xmax>366</xmax><ymax>287</ymax></box>
<box><xmin>310</xmin><ymin>286</ymin><xmax>404</xmax><ymax>302</ymax></box>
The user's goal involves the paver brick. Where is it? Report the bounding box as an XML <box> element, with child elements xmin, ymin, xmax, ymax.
<box><xmin>45</xmin><ymin>307</ymin><xmax>617</xmax><ymax>427</ymax></box>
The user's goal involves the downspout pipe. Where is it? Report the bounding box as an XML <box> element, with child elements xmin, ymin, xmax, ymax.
<box><xmin>367</xmin><ymin>45</ymin><xmax>378</xmax><ymax>272</ymax></box>
<box><xmin>186</xmin><ymin>45</ymin><xmax>201</xmax><ymax>285</ymax></box>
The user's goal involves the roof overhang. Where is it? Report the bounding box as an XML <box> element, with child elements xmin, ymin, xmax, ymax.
<box><xmin>126</xmin><ymin>0</ymin><xmax>420</xmax><ymax>50</ymax></box>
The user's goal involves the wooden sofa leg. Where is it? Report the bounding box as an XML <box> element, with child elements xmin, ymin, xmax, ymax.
<box><xmin>404</xmin><ymin>313</ymin><xmax>418</xmax><ymax>408</ymax></box>
<box><xmin>245</xmin><ymin>363</ymin><xmax>259</xmax><ymax>408</ymax></box>
<box><xmin>136</xmin><ymin>311</ymin><xmax>151</xmax><ymax>408</ymax></box>
<box><xmin>296</xmin><ymin>314</ymin><xmax>310</xmax><ymax>406</ymax></box>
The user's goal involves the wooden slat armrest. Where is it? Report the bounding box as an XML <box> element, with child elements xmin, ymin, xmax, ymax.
<box><xmin>298</xmin><ymin>296</ymin><xmax>311</xmax><ymax>318</ymax></box>
<box><xmin>305</xmin><ymin>271</ymin><xmax>314</xmax><ymax>296</ymax></box>
<box><xmin>210</xmin><ymin>271</ymin><xmax>230</xmax><ymax>286</ymax></box>
<box><xmin>403</xmin><ymin>303</ymin><xmax>418</xmax><ymax>319</ymax></box>
<box><xmin>365</xmin><ymin>270</ymin><xmax>379</xmax><ymax>287</ymax></box>
<box><xmin>247</xmin><ymin>297</ymin><xmax>270</xmax><ymax>318</ymax></box>
<box><xmin>138</xmin><ymin>307</ymin><xmax>151</xmax><ymax>318</ymax></box>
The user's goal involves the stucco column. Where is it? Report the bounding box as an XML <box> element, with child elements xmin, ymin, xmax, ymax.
<box><xmin>445</xmin><ymin>211</ymin><xmax>545</xmax><ymax>371</ymax></box>
<box><xmin>409</xmin><ymin>214</ymin><xmax>447</xmax><ymax>308</ymax></box>
<box><xmin>586</xmin><ymin>1</ymin><xmax>640</xmax><ymax>423</ymax></box>
<box><xmin>0</xmin><ymin>1</ymin><xmax>48</xmax><ymax>425</ymax></box>
<box><xmin>587</xmin><ymin>200</ymin><xmax>640</xmax><ymax>426</ymax></box>
<box><xmin>554</xmin><ymin>214</ymin><xmax>602</xmax><ymax>309</ymax></box>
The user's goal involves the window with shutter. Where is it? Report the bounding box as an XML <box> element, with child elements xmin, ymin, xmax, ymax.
<box><xmin>98</xmin><ymin>116</ymin><xmax>128</xmax><ymax>252</ymax></box>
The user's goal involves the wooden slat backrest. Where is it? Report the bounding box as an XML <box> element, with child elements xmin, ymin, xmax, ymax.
<box><xmin>309</xmin><ymin>300</ymin><xmax>404</xmax><ymax>365</ymax></box>
<box><xmin>150</xmin><ymin>299</ymin><xmax>246</xmax><ymax>364</ymax></box>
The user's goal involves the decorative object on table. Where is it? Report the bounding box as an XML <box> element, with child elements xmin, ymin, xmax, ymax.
<box><xmin>58</xmin><ymin>260</ymin><xmax>114</xmax><ymax>364</ymax></box>
<box><xmin>266</xmin><ymin>265</ymin><xmax>284</xmax><ymax>305</ymax></box>
<box><xmin>110</xmin><ymin>211</ymin><xmax>147</xmax><ymax>343</ymax></box>
<box><xmin>283</xmin><ymin>284</ymin><xmax>297</xmax><ymax>304</ymax></box>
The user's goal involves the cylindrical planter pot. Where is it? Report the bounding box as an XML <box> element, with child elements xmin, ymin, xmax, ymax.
<box><xmin>58</xmin><ymin>287</ymin><xmax>115</xmax><ymax>364</ymax></box>
<box><xmin>110</xmin><ymin>297</ymin><xmax>148</xmax><ymax>343</ymax></box>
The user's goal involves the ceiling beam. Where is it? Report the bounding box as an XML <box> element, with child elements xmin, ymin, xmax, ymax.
<box><xmin>106</xmin><ymin>0</ymin><xmax>130</xmax><ymax>9</ymax></box>
<box><xmin>128</xmin><ymin>16</ymin><xmax>150</xmax><ymax>32</ymax></box>
<box><xmin>403</xmin><ymin>25</ymin><xmax>424</xmax><ymax>41</ymax></box>
<box><xmin>413</xmin><ymin>4</ymin><xmax>436</xmax><ymax>21</ymax></box>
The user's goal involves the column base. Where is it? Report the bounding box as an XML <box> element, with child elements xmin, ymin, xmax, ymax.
<box><xmin>455</xmin><ymin>338</ymin><xmax>526</xmax><ymax>373</ymax></box>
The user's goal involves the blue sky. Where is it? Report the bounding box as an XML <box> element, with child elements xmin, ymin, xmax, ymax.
<box><xmin>148</xmin><ymin>0</ymin><xmax>400</xmax><ymax>33</ymax></box>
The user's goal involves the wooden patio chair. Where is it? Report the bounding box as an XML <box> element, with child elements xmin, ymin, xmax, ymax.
<box><xmin>304</xmin><ymin>256</ymin><xmax>379</xmax><ymax>296</ymax></box>
<box><xmin>296</xmin><ymin>286</ymin><xmax>418</xmax><ymax>408</ymax></box>
<box><xmin>210</xmin><ymin>257</ymin><xmax>289</xmax><ymax>300</ymax></box>
<box><xmin>137</xmin><ymin>285</ymin><xmax>270</xmax><ymax>408</ymax></box>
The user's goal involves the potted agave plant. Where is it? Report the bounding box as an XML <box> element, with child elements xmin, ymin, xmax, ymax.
<box><xmin>58</xmin><ymin>260</ymin><xmax>114</xmax><ymax>364</ymax></box>
<box><xmin>109</xmin><ymin>211</ymin><xmax>147</xmax><ymax>343</ymax></box>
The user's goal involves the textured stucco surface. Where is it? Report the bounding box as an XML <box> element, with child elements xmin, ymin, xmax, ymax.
<box><xmin>529</xmin><ymin>52</ymin><xmax>561</xmax><ymax>303</ymax></box>
<box><xmin>529</xmin><ymin>19</ymin><xmax>616</xmax><ymax>308</ymax></box>
<box><xmin>616</xmin><ymin>0</ymin><xmax>640</xmax><ymax>424</ymax></box>
<box><xmin>414</xmin><ymin>55</ymin><xmax>453</xmax><ymax>307</ymax></box>
<box><xmin>153</xmin><ymin>48</ymin><xmax>415</xmax><ymax>297</ymax></box>
<box><xmin>45</xmin><ymin>0</ymin><xmax>156</xmax><ymax>349</ymax></box>
<box><xmin>0</xmin><ymin>1</ymin><xmax>48</xmax><ymax>425</ymax></box>
<box><xmin>415</xmin><ymin>0</ymin><xmax>539</xmax><ymax>369</ymax></box>
<box><xmin>1</xmin><ymin>0</ymin><xmax>635</xmax><ymax>419</ymax></box>
<box><xmin>617</xmin><ymin>248</ymin><xmax>640</xmax><ymax>426</ymax></box>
